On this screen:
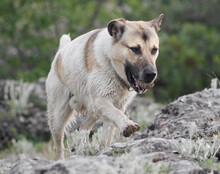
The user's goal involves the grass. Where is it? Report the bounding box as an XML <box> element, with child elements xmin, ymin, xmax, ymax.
<box><xmin>173</xmin><ymin>122</ymin><xmax>220</xmax><ymax>172</ymax></box>
<box><xmin>210</xmin><ymin>78</ymin><xmax>220</xmax><ymax>89</ymax></box>
<box><xmin>0</xmin><ymin>138</ymin><xmax>55</xmax><ymax>161</ymax></box>
<box><xmin>109</xmin><ymin>146</ymin><xmax>131</xmax><ymax>157</ymax></box>
<box><xmin>3</xmin><ymin>80</ymin><xmax>34</xmax><ymax>118</ymax></box>
<box><xmin>65</xmin><ymin>127</ymin><xmax>133</xmax><ymax>157</ymax></box>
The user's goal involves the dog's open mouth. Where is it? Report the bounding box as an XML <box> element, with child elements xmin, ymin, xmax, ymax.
<box><xmin>126</xmin><ymin>70</ymin><xmax>154</xmax><ymax>94</ymax></box>
<box><xmin>131</xmin><ymin>74</ymin><xmax>146</xmax><ymax>94</ymax></box>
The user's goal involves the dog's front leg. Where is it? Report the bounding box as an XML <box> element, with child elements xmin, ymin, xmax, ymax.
<box><xmin>94</xmin><ymin>98</ymin><xmax>140</xmax><ymax>137</ymax></box>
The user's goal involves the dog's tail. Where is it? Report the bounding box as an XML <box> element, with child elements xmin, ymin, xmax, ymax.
<box><xmin>58</xmin><ymin>34</ymin><xmax>71</xmax><ymax>50</ymax></box>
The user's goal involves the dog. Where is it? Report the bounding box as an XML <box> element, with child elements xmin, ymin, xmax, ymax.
<box><xmin>46</xmin><ymin>14</ymin><xmax>164</xmax><ymax>160</ymax></box>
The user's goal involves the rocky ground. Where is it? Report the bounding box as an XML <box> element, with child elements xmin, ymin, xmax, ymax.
<box><xmin>0</xmin><ymin>79</ymin><xmax>220</xmax><ymax>173</ymax></box>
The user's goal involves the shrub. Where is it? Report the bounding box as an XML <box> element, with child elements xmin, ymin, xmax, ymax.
<box><xmin>155</xmin><ymin>23</ymin><xmax>220</xmax><ymax>101</ymax></box>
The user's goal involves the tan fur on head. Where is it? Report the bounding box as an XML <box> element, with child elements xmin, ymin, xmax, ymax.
<box><xmin>109</xmin><ymin>15</ymin><xmax>163</xmax><ymax>86</ymax></box>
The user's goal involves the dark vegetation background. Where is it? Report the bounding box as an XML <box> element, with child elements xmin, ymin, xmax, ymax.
<box><xmin>0</xmin><ymin>0</ymin><xmax>220</xmax><ymax>102</ymax></box>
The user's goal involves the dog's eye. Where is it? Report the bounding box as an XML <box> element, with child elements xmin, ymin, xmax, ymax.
<box><xmin>130</xmin><ymin>46</ymin><xmax>141</xmax><ymax>54</ymax></box>
<box><xmin>151</xmin><ymin>48</ymin><xmax>158</xmax><ymax>55</ymax></box>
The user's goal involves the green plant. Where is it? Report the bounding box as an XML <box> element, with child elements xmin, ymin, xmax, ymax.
<box><xmin>131</xmin><ymin>104</ymin><xmax>162</xmax><ymax>131</ymax></box>
<box><xmin>173</xmin><ymin>122</ymin><xmax>220</xmax><ymax>161</ymax></box>
<box><xmin>28</xmin><ymin>95</ymin><xmax>46</xmax><ymax>110</ymax></box>
<box><xmin>159</xmin><ymin>163</ymin><xmax>169</xmax><ymax>174</ymax></box>
<box><xmin>144</xmin><ymin>164</ymin><xmax>153</xmax><ymax>173</ymax></box>
<box><xmin>4</xmin><ymin>80</ymin><xmax>34</xmax><ymax>117</ymax></box>
<box><xmin>66</xmin><ymin>124</ymin><xmax>134</xmax><ymax>156</ymax></box>
<box><xmin>66</xmin><ymin>129</ymin><xmax>100</xmax><ymax>156</ymax></box>
<box><xmin>173</xmin><ymin>122</ymin><xmax>220</xmax><ymax>172</ymax></box>
<box><xmin>216</xmin><ymin>162</ymin><xmax>220</xmax><ymax>172</ymax></box>
<box><xmin>110</xmin><ymin>146</ymin><xmax>130</xmax><ymax>157</ymax></box>
<box><xmin>210</xmin><ymin>78</ymin><xmax>220</xmax><ymax>89</ymax></box>
<box><xmin>155</xmin><ymin>23</ymin><xmax>220</xmax><ymax>102</ymax></box>
<box><xmin>11</xmin><ymin>138</ymin><xmax>36</xmax><ymax>155</ymax></box>
<box><xmin>202</xmin><ymin>157</ymin><xmax>218</xmax><ymax>171</ymax></box>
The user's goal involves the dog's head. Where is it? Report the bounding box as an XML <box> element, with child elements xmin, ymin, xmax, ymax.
<box><xmin>108</xmin><ymin>14</ymin><xmax>164</xmax><ymax>93</ymax></box>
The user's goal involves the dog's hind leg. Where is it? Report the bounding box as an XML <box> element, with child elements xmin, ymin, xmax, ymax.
<box><xmin>47</xmin><ymin>85</ymin><xmax>75</xmax><ymax>160</ymax></box>
<box><xmin>99</xmin><ymin>121</ymin><xmax>116</xmax><ymax>149</ymax></box>
<box><xmin>79</xmin><ymin>114</ymin><xmax>97</xmax><ymax>131</ymax></box>
<box><xmin>107</xmin><ymin>124</ymin><xmax>116</xmax><ymax>146</ymax></box>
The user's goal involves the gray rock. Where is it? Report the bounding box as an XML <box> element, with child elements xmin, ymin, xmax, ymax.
<box><xmin>8</xmin><ymin>138</ymin><xmax>205</xmax><ymax>174</ymax></box>
<box><xmin>139</xmin><ymin>88</ymin><xmax>220</xmax><ymax>140</ymax></box>
<box><xmin>5</xmin><ymin>88</ymin><xmax>220</xmax><ymax>173</ymax></box>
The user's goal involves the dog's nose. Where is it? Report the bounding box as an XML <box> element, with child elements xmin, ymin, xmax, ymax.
<box><xmin>143</xmin><ymin>68</ymin><xmax>157</xmax><ymax>83</ymax></box>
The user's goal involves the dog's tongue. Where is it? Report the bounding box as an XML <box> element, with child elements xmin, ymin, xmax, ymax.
<box><xmin>133</xmin><ymin>75</ymin><xmax>145</xmax><ymax>94</ymax></box>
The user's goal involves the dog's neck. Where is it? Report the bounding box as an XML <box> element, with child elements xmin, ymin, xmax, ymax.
<box><xmin>115</xmin><ymin>71</ymin><xmax>133</xmax><ymax>91</ymax></box>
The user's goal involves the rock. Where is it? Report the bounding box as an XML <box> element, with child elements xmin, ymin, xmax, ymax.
<box><xmin>138</xmin><ymin>88</ymin><xmax>220</xmax><ymax>140</ymax></box>
<box><xmin>7</xmin><ymin>138</ymin><xmax>205</xmax><ymax>174</ymax></box>
<box><xmin>6</xmin><ymin>88</ymin><xmax>220</xmax><ymax>173</ymax></box>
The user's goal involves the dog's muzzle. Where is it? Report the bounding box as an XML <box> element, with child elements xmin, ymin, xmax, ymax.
<box><xmin>125</xmin><ymin>61</ymin><xmax>157</xmax><ymax>93</ymax></box>
<box><xmin>141</xmin><ymin>65</ymin><xmax>157</xmax><ymax>84</ymax></box>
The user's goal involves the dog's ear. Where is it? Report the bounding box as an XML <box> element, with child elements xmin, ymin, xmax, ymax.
<box><xmin>147</xmin><ymin>14</ymin><xmax>164</xmax><ymax>32</ymax></box>
<box><xmin>108</xmin><ymin>18</ymin><xmax>126</xmax><ymax>40</ymax></box>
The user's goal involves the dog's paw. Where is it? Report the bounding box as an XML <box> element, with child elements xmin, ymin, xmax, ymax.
<box><xmin>123</xmin><ymin>122</ymin><xmax>140</xmax><ymax>137</ymax></box>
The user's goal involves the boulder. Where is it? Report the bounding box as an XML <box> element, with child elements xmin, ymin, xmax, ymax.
<box><xmin>6</xmin><ymin>88</ymin><xmax>220</xmax><ymax>174</ymax></box>
<box><xmin>139</xmin><ymin>88</ymin><xmax>220</xmax><ymax>140</ymax></box>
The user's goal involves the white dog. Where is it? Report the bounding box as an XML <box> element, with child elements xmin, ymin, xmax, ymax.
<box><xmin>46</xmin><ymin>14</ymin><xmax>164</xmax><ymax>160</ymax></box>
